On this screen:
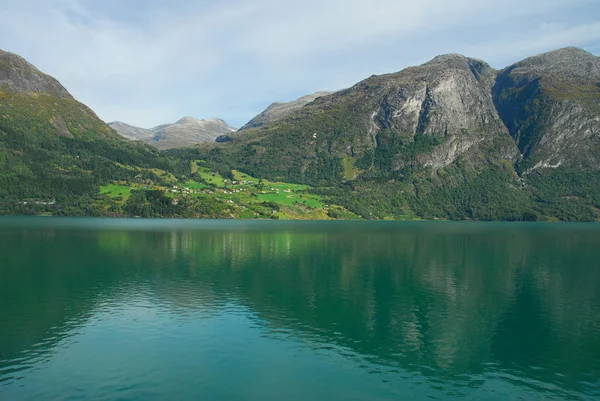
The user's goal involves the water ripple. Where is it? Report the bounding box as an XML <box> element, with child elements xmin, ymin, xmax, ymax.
<box><xmin>1</xmin><ymin>220</ymin><xmax>599</xmax><ymax>400</ymax></box>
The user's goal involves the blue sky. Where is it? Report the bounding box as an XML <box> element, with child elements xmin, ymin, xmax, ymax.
<box><xmin>1</xmin><ymin>0</ymin><xmax>599</xmax><ymax>128</ymax></box>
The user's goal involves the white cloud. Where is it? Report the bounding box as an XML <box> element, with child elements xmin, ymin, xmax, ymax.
<box><xmin>0</xmin><ymin>0</ymin><xmax>598</xmax><ymax>128</ymax></box>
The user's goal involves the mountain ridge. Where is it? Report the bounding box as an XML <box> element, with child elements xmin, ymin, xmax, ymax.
<box><xmin>109</xmin><ymin>117</ymin><xmax>237</xmax><ymax>149</ymax></box>
<box><xmin>240</xmin><ymin>91</ymin><xmax>334</xmax><ymax>130</ymax></box>
<box><xmin>217</xmin><ymin>47</ymin><xmax>599</xmax><ymax>174</ymax></box>
<box><xmin>0</xmin><ymin>47</ymin><xmax>186</xmax><ymax>215</ymax></box>
<box><xmin>493</xmin><ymin>47</ymin><xmax>600</xmax><ymax>172</ymax></box>
<box><xmin>214</xmin><ymin>51</ymin><xmax>518</xmax><ymax>178</ymax></box>
<box><xmin>0</xmin><ymin>49</ymin><xmax>73</xmax><ymax>99</ymax></box>
<box><xmin>1</xmin><ymin>46</ymin><xmax>599</xmax><ymax>221</ymax></box>
<box><xmin>191</xmin><ymin>46</ymin><xmax>600</xmax><ymax>221</ymax></box>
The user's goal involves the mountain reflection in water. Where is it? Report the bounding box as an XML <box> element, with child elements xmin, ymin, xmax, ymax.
<box><xmin>1</xmin><ymin>219</ymin><xmax>599</xmax><ymax>400</ymax></box>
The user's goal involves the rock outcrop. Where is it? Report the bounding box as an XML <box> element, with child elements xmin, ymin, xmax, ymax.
<box><xmin>355</xmin><ymin>53</ymin><xmax>518</xmax><ymax>169</ymax></box>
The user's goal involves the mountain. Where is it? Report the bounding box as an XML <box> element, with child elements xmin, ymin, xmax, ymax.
<box><xmin>0</xmin><ymin>50</ymin><xmax>72</xmax><ymax>99</ymax></box>
<box><xmin>241</xmin><ymin>91</ymin><xmax>333</xmax><ymax>129</ymax></box>
<box><xmin>208</xmin><ymin>53</ymin><xmax>519</xmax><ymax>182</ymax></box>
<box><xmin>107</xmin><ymin>121</ymin><xmax>153</xmax><ymax>141</ymax></box>
<box><xmin>196</xmin><ymin>47</ymin><xmax>600</xmax><ymax>221</ymax></box>
<box><xmin>1</xmin><ymin>46</ymin><xmax>599</xmax><ymax>221</ymax></box>
<box><xmin>493</xmin><ymin>47</ymin><xmax>600</xmax><ymax>171</ymax></box>
<box><xmin>0</xmin><ymin>49</ymin><xmax>347</xmax><ymax>219</ymax></box>
<box><xmin>148</xmin><ymin>117</ymin><xmax>236</xmax><ymax>149</ymax></box>
<box><xmin>0</xmin><ymin>49</ymin><xmax>184</xmax><ymax>215</ymax></box>
<box><xmin>0</xmin><ymin>49</ymin><xmax>114</xmax><ymax>140</ymax></box>
<box><xmin>110</xmin><ymin>117</ymin><xmax>236</xmax><ymax>149</ymax></box>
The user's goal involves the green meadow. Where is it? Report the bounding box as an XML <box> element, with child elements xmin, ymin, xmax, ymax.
<box><xmin>98</xmin><ymin>163</ymin><xmax>359</xmax><ymax>219</ymax></box>
<box><xmin>100</xmin><ymin>184</ymin><xmax>135</xmax><ymax>199</ymax></box>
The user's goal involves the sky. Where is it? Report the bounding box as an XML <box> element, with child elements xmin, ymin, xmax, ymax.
<box><xmin>1</xmin><ymin>0</ymin><xmax>599</xmax><ymax>128</ymax></box>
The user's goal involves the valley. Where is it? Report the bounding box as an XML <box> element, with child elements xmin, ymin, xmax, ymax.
<box><xmin>0</xmin><ymin>47</ymin><xmax>599</xmax><ymax>221</ymax></box>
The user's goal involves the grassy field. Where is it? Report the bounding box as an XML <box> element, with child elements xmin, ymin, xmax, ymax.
<box><xmin>256</xmin><ymin>192</ymin><xmax>323</xmax><ymax>208</ymax></box>
<box><xmin>100</xmin><ymin>184</ymin><xmax>135</xmax><ymax>198</ymax></box>
<box><xmin>342</xmin><ymin>156</ymin><xmax>360</xmax><ymax>180</ymax></box>
<box><xmin>100</xmin><ymin>164</ymin><xmax>360</xmax><ymax>219</ymax></box>
<box><xmin>232</xmin><ymin>170</ymin><xmax>258</xmax><ymax>183</ymax></box>
<box><xmin>191</xmin><ymin>160</ymin><xmax>201</xmax><ymax>174</ymax></box>
<box><xmin>231</xmin><ymin>169</ymin><xmax>322</xmax><ymax>207</ymax></box>
<box><xmin>150</xmin><ymin>168</ymin><xmax>178</xmax><ymax>184</ymax></box>
<box><xmin>184</xmin><ymin>180</ymin><xmax>209</xmax><ymax>190</ymax></box>
<box><xmin>197</xmin><ymin>167</ymin><xmax>226</xmax><ymax>187</ymax></box>
<box><xmin>232</xmin><ymin>170</ymin><xmax>310</xmax><ymax>190</ymax></box>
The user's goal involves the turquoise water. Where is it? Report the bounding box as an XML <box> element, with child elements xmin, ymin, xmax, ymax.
<box><xmin>0</xmin><ymin>218</ymin><xmax>599</xmax><ymax>400</ymax></box>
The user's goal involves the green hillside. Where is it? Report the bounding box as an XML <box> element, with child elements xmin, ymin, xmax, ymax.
<box><xmin>0</xmin><ymin>89</ymin><xmax>190</xmax><ymax>215</ymax></box>
<box><xmin>1</xmin><ymin>47</ymin><xmax>599</xmax><ymax>221</ymax></box>
<box><xmin>178</xmin><ymin>48</ymin><xmax>600</xmax><ymax>222</ymax></box>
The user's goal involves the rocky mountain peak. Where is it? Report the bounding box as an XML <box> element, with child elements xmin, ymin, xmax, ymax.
<box><xmin>240</xmin><ymin>91</ymin><xmax>334</xmax><ymax>130</ymax></box>
<box><xmin>422</xmin><ymin>53</ymin><xmax>496</xmax><ymax>84</ymax></box>
<box><xmin>0</xmin><ymin>49</ymin><xmax>72</xmax><ymax>98</ymax></box>
<box><xmin>505</xmin><ymin>47</ymin><xmax>600</xmax><ymax>82</ymax></box>
<box><xmin>204</xmin><ymin>118</ymin><xmax>227</xmax><ymax>124</ymax></box>
<box><xmin>110</xmin><ymin>117</ymin><xmax>236</xmax><ymax>149</ymax></box>
<box><xmin>426</xmin><ymin>53</ymin><xmax>469</xmax><ymax>65</ymax></box>
<box><xmin>108</xmin><ymin>121</ymin><xmax>153</xmax><ymax>141</ymax></box>
<box><xmin>493</xmin><ymin>46</ymin><xmax>600</xmax><ymax>170</ymax></box>
<box><xmin>175</xmin><ymin>116</ymin><xmax>201</xmax><ymax>124</ymax></box>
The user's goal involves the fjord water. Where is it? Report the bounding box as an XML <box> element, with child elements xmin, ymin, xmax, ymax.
<box><xmin>1</xmin><ymin>219</ymin><xmax>599</xmax><ymax>400</ymax></box>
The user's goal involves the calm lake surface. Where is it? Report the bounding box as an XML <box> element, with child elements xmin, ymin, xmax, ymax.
<box><xmin>1</xmin><ymin>218</ymin><xmax>599</xmax><ymax>400</ymax></box>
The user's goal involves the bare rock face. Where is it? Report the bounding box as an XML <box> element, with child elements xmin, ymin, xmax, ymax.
<box><xmin>110</xmin><ymin>117</ymin><xmax>237</xmax><ymax>150</ymax></box>
<box><xmin>231</xmin><ymin>53</ymin><xmax>519</xmax><ymax>177</ymax></box>
<box><xmin>0</xmin><ymin>50</ymin><xmax>72</xmax><ymax>99</ymax></box>
<box><xmin>108</xmin><ymin>121</ymin><xmax>153</xmax><ymax>141</ymax></box>
<box><xmin>227</xmin><ymin>47</ymin><xmax>599</xmax><ymax>185</ymax></box>
<box><xmin>364</xmin><ymin>54</ymin><xmax>518</xmax><ymax>169</ymax></box>
<box><xmin>149</xmin><ymin>117</ymin><xmax>236</xmax><ymax>150</ymax></box>
<box><xmin>241</xmin><ymin>91</ymin><xmax>333</xmax><ymax>130</ymax></box>
<box><xmin>493</xmin><ymin>47</ymin><xmax>600</xmax><ymax>171</ymax></box>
